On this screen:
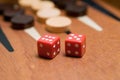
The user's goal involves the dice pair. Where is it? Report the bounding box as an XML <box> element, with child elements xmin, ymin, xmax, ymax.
<box><xmin>37</xmin><ymin>33</ymin><xmax>86</xmax><ymax>59</ymax></box>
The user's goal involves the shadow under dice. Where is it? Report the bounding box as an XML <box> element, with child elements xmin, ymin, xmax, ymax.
<box><xmin>37</xmin><ymin>34</ymin><xmax>60</xmax><ymax>59</ymax></box>
<box><xmin>65</xmin><ymin>33</ymin><xmax>86</xmax><ymax>57</ymax></box>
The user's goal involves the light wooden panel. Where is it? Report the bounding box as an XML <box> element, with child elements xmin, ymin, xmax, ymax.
<box><xmin>0</xmin><ymin>0</ymin><xmax>120</xmax><ymax>80</ymax></box>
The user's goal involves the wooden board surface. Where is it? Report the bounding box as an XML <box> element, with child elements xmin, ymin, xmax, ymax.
<box><xmin>0</xmin><ymin>0</ymin><xmax>120</xmax><ymax>80</ymax></box>
<box><xmin>102</xmin><ymin>0</ymin><xmax>120</xmax><ymax>9</ymax></box>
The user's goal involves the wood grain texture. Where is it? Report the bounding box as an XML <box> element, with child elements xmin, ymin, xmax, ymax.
<box><xmin>102</xmin><ymin>0</ymin><xmax>120</xmax><ymax>9</ymax></box>
<box><xmin>0</xmin><ymin>0</ymin><xmax>120</xmax><ymax>80</ymax></box>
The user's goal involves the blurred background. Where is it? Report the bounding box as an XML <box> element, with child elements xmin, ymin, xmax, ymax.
<box><xmin>102</xmin><ymin>0</ymin><xmax>120</xmax><ymax>9</ymax></box>
<box><xmin>0</xmin><ymin>0</ymin><xmax>18</xmax><ymax>4</ymax></box>
<box><xmin>0</xmin><ymin>0</ymin><xmax>120</xmax><ymax>9</ymax></box>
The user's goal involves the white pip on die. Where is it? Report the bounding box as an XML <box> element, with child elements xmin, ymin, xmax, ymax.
<box><xmin>37</xmin><ymin>34</ymin><xmax>60</xmax><ymax>59</ymax></box>
<box><xmin>65</xmin><ymin>33</ymin><xmax>86</xmax><ymax>57</ymax></box>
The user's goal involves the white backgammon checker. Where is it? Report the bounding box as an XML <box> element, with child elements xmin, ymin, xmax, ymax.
<box><xmin>37</xmin><ymin>8</ymin><xmax>61</xmax><ymax>23</ymax></box>
<box><xmin>45</xmin><ymin>16</ymin><xmax>72</xmax><ymax>33</ymax></box>
<box><xmin>31</xmin><ymin>0</ymin><xmax>55</xmax><ymax>11</ymax></box>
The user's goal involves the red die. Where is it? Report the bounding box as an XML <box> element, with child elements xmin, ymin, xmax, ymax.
<box><xmin>37</xmin><ymin>34</ymin><xmax>60</xmax><ymax>59</ymax></box>
<box><xmin>65</xmin><ymin>33</ymin><xmax>86</xmax><ymax>57</ymax></box>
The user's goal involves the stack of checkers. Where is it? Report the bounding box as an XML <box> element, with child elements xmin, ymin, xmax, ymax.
<box><xmin>0</xmin><ymin>3</ymin><xmax>14</xmax><ymax>15</ymax></box>
<box><xmin>0</xmin><ymin>3</ymin><xmax>25</xmax><ymax>21</ymax></box>
<box><xmin>18</xmin><ymin>0</ymin><xmax>87</xmax><ymax>33</ymax></box>
<box><xmin>0</xmin><ymin>2</ymin><xmax>34</xmax><ymax>29</ymax></box>
<box><xmin>3</xmin><ymin>6</ymin><xmax>25</xmax><ymax>21</ymax></box>
<box><xmin>18</xmin><ymin>0</ymin><xmax>72</xmax><ymax>33</ymax></box>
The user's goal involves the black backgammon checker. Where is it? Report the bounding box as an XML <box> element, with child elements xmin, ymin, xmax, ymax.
<box><xmin>51</xmin><ymin>0</ymin><xmax>76</xmax><ymax>9</ymax></box>
<box><xmin>3</xmin><ymin>8</ymin><xmax>25</xmax><ymax>21</ymax></box>
<box><xmin>11</xmin><ymin>15</ymin><xmax>34</xmax><ymax>29</ymax></box>
<box><xmin>0</xmin><ymin>3</ymin><xmax>17</xmax><ymax>15</ymax></box>
<box><xmin>65</xmin><ymin>2</ymin><xmax>87</xmax><ymax>17</ymax></box>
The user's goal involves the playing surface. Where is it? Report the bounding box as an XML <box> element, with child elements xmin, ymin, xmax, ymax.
<box><xmin>0</xmin><ymin>0</ymin><xmax>120</xmax><ymax>80</ymax></box>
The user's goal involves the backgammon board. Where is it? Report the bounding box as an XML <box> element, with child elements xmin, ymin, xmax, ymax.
<box><xmin>0</xmin><ymin>0</ymin><xmax>120</xmax><ymax>80</ymax></box>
